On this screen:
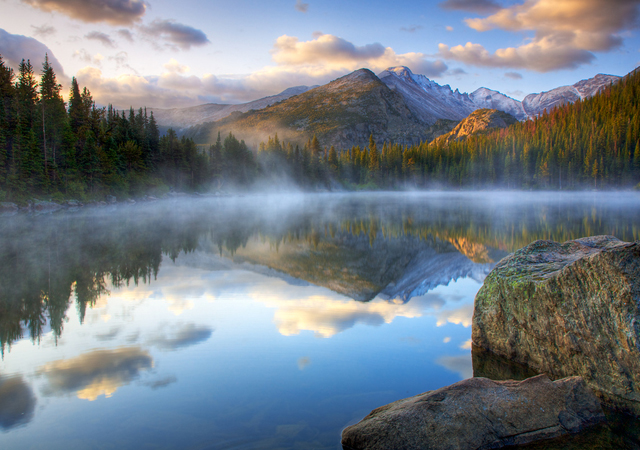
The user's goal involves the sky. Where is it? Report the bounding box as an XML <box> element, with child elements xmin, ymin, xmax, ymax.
<box><xmin>0</xmin><ymin>0</ymin><xmax>639</xmax><ymax>109</ymax></box>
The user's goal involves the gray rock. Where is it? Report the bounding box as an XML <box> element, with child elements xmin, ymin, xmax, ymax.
<box><xmin>106</xmin><ymin>195</ymin><xmax>117</xmax><ymax>204</ymax></box>
<box><xmin>472</xmin><ymin>236</ymin><xmax>640</xmax><ymax>411</ymax></box>
<box><xmin>341</xmin><ymin>375</ymin><xmax>604</xmax><ymax>450</ymax></box>
<box><xmin>64</xmin><ymin>199</ymin><xmax>83</xmax><ymax>207</ymax></box>
<box><xmin>0</xmin><ymin>202</ymin><xmax>18</xmax><ymax>212</ymax></box>
<box><xmin>32</xmin><ymin>200</ymin><xmax>61</xmax><ymax>212</ymax></box>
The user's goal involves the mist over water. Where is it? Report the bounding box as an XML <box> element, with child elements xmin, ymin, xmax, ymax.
<box><xmin>0</xmin><ymin>191</ymin><xmax>638</xmax><ymax>449</ymax></box>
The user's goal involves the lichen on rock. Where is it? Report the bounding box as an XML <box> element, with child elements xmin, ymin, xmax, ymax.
<box><xmin>472</xmin><ymin>235</ymin><xmax>640</xmax><ymax>411</ymax></box>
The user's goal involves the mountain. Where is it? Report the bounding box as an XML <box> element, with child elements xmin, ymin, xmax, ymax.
<box><xmin>433</xmin><ymin>109</ymin><xmax>518</xmax><ymax>145</ymax></box>
<box><xmin>522</xmin><ymin>73</ymin><xmax>621</xmax><ymax>117</ymax></box>
<box><xmin>378</xmin><ymin>66</ymin><xmax>619</xmax><ymax>122</ymax></box>
<box><xmin>147</xmin><ymin>85</ymin><xmax>314</xmax><ymax>133</ymax></box>
<box><xmin>186</xmin><ymin>69</ymin><xmax>430</xmax><ymax>148</ymax></box>
<box><xmin>378</xmin><ymin>66</ymin><xmax>477</xmax><ymax>123</ymax></box>
<box><xmin>378</xmin><ymin>66</ymin><xmax>527</xmax><ymax>122</ymax></box>
<box><xmin>181</xmin><ymin>67</ymin><xmax>622</xmax><ymax>149</ymax></box>
<box><xmin>469</xmin><ymin>88</ymin><xmax>526</xmax><ymax>120</ymax></box>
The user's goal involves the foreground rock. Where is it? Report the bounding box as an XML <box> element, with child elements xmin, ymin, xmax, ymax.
<box><xmin>341</xmin><ymin>375</ymin><xmax>604</xmax><ymax>450</ymax></box>
<box><xmin>472</xmin><ymin>236</ymin><xmax>640</xmax><ymax>411</ymax></box>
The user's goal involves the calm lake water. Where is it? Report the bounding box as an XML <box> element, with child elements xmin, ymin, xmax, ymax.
<box><xmin>1</xmin><ymin>192</ymin><xmax>639</xmax><ymax>449</ymax></box>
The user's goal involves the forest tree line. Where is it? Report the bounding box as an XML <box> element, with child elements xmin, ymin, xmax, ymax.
<box><xmin>2</xmin><ymin>53</ymin><xmax>640</xmax><ymax>201</ymax></box>
<box><xmin>255</xmin><ymin>69</ymin><xmax>640</xmax><ymax>189</ymax></box>
<box><xmin>0</xmin><ymin>54</ymin><xmax>258</xmax><ymax>200</ymax></box>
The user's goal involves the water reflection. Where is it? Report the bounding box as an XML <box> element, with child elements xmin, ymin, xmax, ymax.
<box><xmin>147</xmin><ymin>323</ymin><xmax>213</xmax><ymax>351</ymax></box>
<box><xmin>0</xmin><ymin>193</ymin><xmax>638</xmax><ymax>449</ymax></box>
<box><xmin>0</xmin><ymin>375</ymin><xmax>36</xmax><ymax>430</ymax></box>
<box><xmin>38</xmin><ymin>347</ymin><xmax>154</xmax><ymax>401</ymax></box>
<box><xmin>0</xmin><ymin>192</ymin><xmax>638</xmax><ymax>353</ymax></box>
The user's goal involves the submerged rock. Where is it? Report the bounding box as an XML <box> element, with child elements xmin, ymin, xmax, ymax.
<box><xmin>341</xmin><ymin>375</ymin><xmax>604</xmax><ymax>450</ymax></box>
<box><xmin>32</xmin><ymin>200</ymin><xmax>62</xmax><ymax>212</ymax></box>
<box><xmin>472</xmin><ymin>236</ymin><xmax>640</xmax><ymax>411</ymax></box>
<box><xmin>0</xmin><ymin>202</ymin><xmax>18</xmax><ymax>212</ymax></box>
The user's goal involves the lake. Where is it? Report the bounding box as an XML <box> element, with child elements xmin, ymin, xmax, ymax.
<box><xmin>1</xmin><ymin>192</ymin><xmax>639</xmax><ymax>449</ymax></box>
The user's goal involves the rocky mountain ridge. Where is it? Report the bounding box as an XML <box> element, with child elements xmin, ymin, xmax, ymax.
<box><xmin>522</xmin><ymin>73</ymin><xmax>620</xmax><ymax>117</ymax></box>
<box><xmin>379</xmin><ymin>66</ymin><xmax>620</xmax><ymax>122</ymax></box>
<box><xmin>379</xmin><ymin>66</ymin><xmax>528</xmax><ymax>122</ymax></box>
<box><xmin>186</xmin><ymin>68</ymin><xmax>430</xmax><ymax>148</ymax></box>
<box><xmin>179</xmin><ymin>67</ymin><xmax>622</xmax><ymax>149</ymax></box>
<box><xmin>154</xmin><ymin>67</ymin><xmax>620</xmax><ymax>135</ymax></box>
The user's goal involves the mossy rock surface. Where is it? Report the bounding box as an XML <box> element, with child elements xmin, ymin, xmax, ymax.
<box><xmin>472</xmin><ymin>235</ymin><xmax>640</xmax><ymax>411</ymax></box>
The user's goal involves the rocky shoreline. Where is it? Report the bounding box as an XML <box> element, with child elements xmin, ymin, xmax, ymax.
<box><xmin>342</xmin><ymin>236</ymin><xmax>640</xmax><ymax>449</ymax></box>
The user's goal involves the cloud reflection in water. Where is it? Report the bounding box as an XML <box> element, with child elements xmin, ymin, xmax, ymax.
<box><xmin>259</xmin><ymin>291</ymin><xmax>474</xmax><ymax>338</ymax></box>
<box><xmin>0</xmin><ymin>375</ymin><xmax>36</xmax><ymax>429</ymax></box>
<box><xmin>38</xmin><ymin>347</ymin><xmax>153</xmax><ymax>401</ymax></box>
<box><xmin>148</xmin><ymin>323</ymin><xmax>213</xmax><ymax>351</ymax></box>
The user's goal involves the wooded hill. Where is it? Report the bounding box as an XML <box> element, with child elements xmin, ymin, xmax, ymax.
<box><xmin>253</xmin><ymin>67</ymin><xmax>640</xmax><ymax>189</ymax></box>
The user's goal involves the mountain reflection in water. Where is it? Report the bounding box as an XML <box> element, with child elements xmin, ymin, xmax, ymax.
<box><xmin>0</xmin><ymin>192</ymin><xmax>638</xmax><ymax>449</ymax></box>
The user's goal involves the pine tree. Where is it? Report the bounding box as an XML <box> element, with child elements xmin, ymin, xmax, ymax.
<box><xmin>39</xmin><ymin>54</ymin><xmax>66</xmax><ymax>186</ymax></box>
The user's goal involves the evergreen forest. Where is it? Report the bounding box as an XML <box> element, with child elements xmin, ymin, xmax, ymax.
<box><xmin>1</xmin><ymin>53</ymin><xmax>640</xmax><ymax>202</ymax></box>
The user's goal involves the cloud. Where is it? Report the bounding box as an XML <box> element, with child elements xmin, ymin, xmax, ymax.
<box><xmin>460</xmin><ymin>339</ymin><xmax>473</xmax><ymax>349</ymax></box>
<box><xmin>439</xmin><ymin>0</ymin><xmax>502</xmax><ymax>14</ymax></box>
<box><xmin>73</xmin><ymin>49</ymin><xmax>104</xmax><ymax>66</ymax></box>
<box><xmin>0</xmin><ymin>376</ymin><xmax>36</xmax><ymax>430</ymax></box>
<box><xmin>272</xmin><ymin>34</ymin><xmax>386</xmax><ymax>65</ymax></box>
<box><xmin>95</xmin><ymin>326</ymin><xmax>121</xmax><ymax>341</ymax></box>
<box><xmin>85</xmin><ymin>31</ymin><xmax>116</xmax><ymax>48</ymax></box>
<box><xmin>22</xmin><ymin>0</ymin><xmax>147</xmax><ymax>25</ymax></box>
<box><xmin>31</xmin><ymin>24</ymin><xmax>56</xmax><ymax>38</ymax></box>
<box><xmin>271</xmin><ymin>298</ymin><xmax>424</xmax><ymax>337</ymax></box>
<box><xmin>0</xmin><ymin>29</ymin><xmax>67</xmax><ymax>79</ymax></box>
<box><xmin>259</xmin><ymin>293</ymin><xmax>448</xmax><ymax>338</ymax></box>
<box><xmin>437</xmin><ymin>354</ymin><xmax>473</xmax><ymax>379</ymax></box>
<box><xmin>272</xmin><ymin>34</ymin><xmax>448</xmax><ymax>77</ymax></box>
<box><xmin>164</xmin><ymin>58</ymin><xmax>190</xmax><ymax>74</ymax></box>
<box><xmin>39</xmin><ymin>347</ymin><xmax>153</xmax><ymax>401</ymax></box>
<box><xmin>108</xmin><ymin>51</ymin><xmax>136</xmax><ymax>73</ymax></box>
<box><xmin>77</xmin><ymin>33</ymin><xmax>447</xmax><ymax>108</ymax></box>
<box><xmin>141</xmin><ymin>19</ymin><xmax>210</xmax><ymax>51</ymax></box>
<box><xmin>438</xmin><ymin>40</ymin><xmax>595</xmax><ymax>72</ymax></box>
<box><xmin>297</xmin><ymin>356</ymin><xmax>311</xmax><ymax>370</ymax></box>
<box><xmin>117</xmin><ymin>29</ymin><xmax>134</xmax><ymax>42</ymax></box>
<box><xmin>400</xmin><ymin>25</ymin><xmax>424</xmax><ymax>33</ymax></box>
<box><xmin>294</xmin><ymin>0</ymin><xmax>309</xmax><ymax>13</ymax></box>
<box><xmin>446</xmin><ymin>26</ymin><xmax>454</xmax><ymax>31</ymax></box>
<box><xmin>435</xmin><ymin>304</ymin><xmax>474</xmax><ymax>327</ymax></box>
<box><xmin>505</xmin><ymin>71</ymin><xmax>523</xmax><ymax>79</ymax></box>
<box><xmin>148</xmin><ymin>323</ymin><xmax>213</xmax><ymax>350</ymax></box>
<box><xmin>439</xmin><ymin>0</ymin><xmax>640</xmax><ymax>72</ymax></box>
<box><xmin>144</xmin><ymin>375</ymin><xmax>177</xmax><ymax>390</ymax></box>
<box><xmin>447</xmin><ymin>67</ymin><xmax>467</xmax><ymax>75</ymax></box>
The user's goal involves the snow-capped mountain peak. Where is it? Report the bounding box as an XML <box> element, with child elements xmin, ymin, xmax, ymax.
<box><xmin>379</xmin><ymin>66</ymin><xmax>620</xmax><ymax>123</ymax></box>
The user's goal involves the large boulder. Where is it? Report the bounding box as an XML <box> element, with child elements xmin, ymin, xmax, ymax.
<box><xmin>472</xmin><ymin>236</ymin><xmax>640</xmax><ymax>410</ymax></box>
<box><xmin>341</xmin><ymin>375</ymin><xmax>604</xmax><ymax>450</ymax></box>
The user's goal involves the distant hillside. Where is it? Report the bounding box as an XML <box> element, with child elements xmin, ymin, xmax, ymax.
<box><xmin>522</xmin><ymin>73</ymin><xmax>620</xmax><ymax>117</ymax></box>
<box><xmin>185</xmin><ymin>69</ymin><xmax>432</xmax><ymax>148</ymax></box>
<box><xmin>145</xmin><ymin>86</ymin><xmax>314</xmax><ymax>133</ymax></box>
